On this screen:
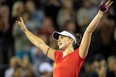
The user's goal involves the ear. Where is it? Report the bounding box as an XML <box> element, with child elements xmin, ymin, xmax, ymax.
<box><xmin>70</xmin><ymin>39</ymin><xmax>74</xmax><ymax>44</ymax></box>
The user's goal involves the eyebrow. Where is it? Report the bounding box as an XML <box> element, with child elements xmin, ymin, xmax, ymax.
<box><xmin>59</xmin><ymin>35</ymin><xmax>63</xmax><ymax>37</ymax></box>
<box><xmin>59</xmin><ymin>35</ymin><xmax>71</xmax><ymax>40</ymax></box>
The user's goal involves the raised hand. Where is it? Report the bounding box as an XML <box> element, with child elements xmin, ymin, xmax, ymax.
<box><xmin>16</xmin><ymin>17</ymin><xmax>27</xmax><ymax>31</ymax></box>
<box><xmin>99</xmin><ymin>0</ymin><xmax>113</xmax><ymax>12</ymax></box>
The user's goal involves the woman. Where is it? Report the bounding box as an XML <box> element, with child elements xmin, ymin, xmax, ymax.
<box><xmin>16</xmin><ymin>1</ymin><xmax>113</xmax><ymax>77</ymax></box>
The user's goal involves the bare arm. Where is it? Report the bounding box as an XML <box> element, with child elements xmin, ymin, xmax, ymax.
<box><xmin>79</xmin><ymin>0</ymin><xmax>113</xmax><ymax>58</ymax></box>
<box><xmin>16</xmin><ymin>17</ymin><xmax>55</xmax><ymax>61</ymax></box>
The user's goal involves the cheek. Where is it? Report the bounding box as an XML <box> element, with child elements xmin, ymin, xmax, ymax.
<box><xmin>63</xmin><ymin>40</ymin><xmax>71</xmax><ymax>47</ymax></box>
<box><xmin>58</xmin><ymin>40</ymin><xmax>69</xmax><ymax>48</ymax></box>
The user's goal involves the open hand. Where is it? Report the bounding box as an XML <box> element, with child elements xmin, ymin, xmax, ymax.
<box><xmin>16</xmin><ymin>17</ymin><xmax>27</xmax><ymax>31</ymax></box>
<box><xmin>99</xmin><ymin>0</ymin><xmax>113</xmax><ymax>12</ymax></box>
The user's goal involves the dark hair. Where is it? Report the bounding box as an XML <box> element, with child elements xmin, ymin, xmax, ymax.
<box><xmin>68</xmin><ymin>31</ymin><xmax>82</xmax><ymax>49</ymax></box>
<box><xmin>94</xmin><ymin>54</ymin><xmax>105</xmax><ymax>62</ymax></box>
<box><xmin>74</xmin><ymin>33</ymin><xmax>82</xmax><ymax>49</ymax></box>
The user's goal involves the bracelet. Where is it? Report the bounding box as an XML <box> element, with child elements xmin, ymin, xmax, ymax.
<box><xmin>46</xmin><ymin>47</ymin><xmax>50</xmax><ymax>57</ymax></box>
<box><xmin>99</xmin><ymin>4</ymin><xmax>107</xmax><ymax>11</ymax></box>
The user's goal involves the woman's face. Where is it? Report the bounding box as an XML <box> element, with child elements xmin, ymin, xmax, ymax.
<box><xmin>58</xmin><ymin>35</ymin><xmax>73</xmax><ymax>50</ymax></box>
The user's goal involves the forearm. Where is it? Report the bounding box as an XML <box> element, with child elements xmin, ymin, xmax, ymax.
<box><xmin>79</xmin><ymin>11</ymin><xmax>104</xmax><ymax>58</ymax></box>
<box><xmin>24</xmin><ymin>30</ymin><xmax>49</xmax><ymax>54</ymax></box>
<box><xmin>77</xmin><ymin>0</ymin><xmax>113</xmax><ymax>58</ymax></box>
<box><xmin>86</xmin><ymin>10</ymin><xmax>104</xmax><ymax>33</ymax></box>
<box><xmin>24</xmin><ymin>30</ymin><xmax>55</xmax><ymax>60</ymax></box>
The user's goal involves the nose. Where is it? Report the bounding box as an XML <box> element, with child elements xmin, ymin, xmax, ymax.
<box><xmin>58</xmin><ymin>38</ymin><xmax>61</xmax><ymax>43</ymax></box>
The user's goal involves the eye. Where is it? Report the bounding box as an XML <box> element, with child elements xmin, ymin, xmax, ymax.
<box><xmin>61</xmin><ymin>35</ymin><xmax>64</xmax><ymax>39</ymax></box>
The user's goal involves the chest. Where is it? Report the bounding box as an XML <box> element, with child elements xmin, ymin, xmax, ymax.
<box><xmin>54</xmin><ymin>54</ymin><xmax>79</xmax><ymax>71</ymax></box>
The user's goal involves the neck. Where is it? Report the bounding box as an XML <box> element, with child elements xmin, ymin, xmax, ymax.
<box><xmin>63</xmin><ymin>45</ymin><xmax>74</xmax><ymax>57</ymax></box>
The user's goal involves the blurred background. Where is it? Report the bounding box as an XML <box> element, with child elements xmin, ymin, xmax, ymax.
<box><xmin>0</xmin><ymin>0</ymin><xmax>116</xmax><ymax>77</ymax></box>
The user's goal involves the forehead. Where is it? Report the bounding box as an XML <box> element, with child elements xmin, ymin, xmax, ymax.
<box><xmin>95</xmin><ymin>60</ymin><xmax>106</xmax><ymax>65</ymax></box>
<box><xmin>59</xmin><ymin>35</ymin><xmax>67</xmax><ymax>38</ymax></box>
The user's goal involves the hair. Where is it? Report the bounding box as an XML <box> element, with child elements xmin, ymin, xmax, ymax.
<box><xmin>94</xmin><ymin>54</ymin><xmax>105</xmax><ymax>62</ymax></box>
<box><xmin>68</xmin><ymin>31</ymin><xmax>82</xmax><ymax>49</ymax></box>
<box><xmin>12</xmin><ymin>1</ymin><xmax>24</xmax><ymax>17</ymax></box>
<box><xmin>107</xmin><ymin>55</ymin><xmax>116</xmax><ymax>63</ymax></box>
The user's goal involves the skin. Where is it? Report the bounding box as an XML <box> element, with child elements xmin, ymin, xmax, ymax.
<box><xmin>58</xmin><ymin>35</ymin><xmax>74</xmax><ymax>57</ymax></box>
<box><xmin>16</xmin><ymin>0</ymin><xmax>113</xmax><ymax>60</ymax></box>
<box><xmin>94</xmin><ymin>60</ymin><xmax>107</xmax><ymax>77</ymax></box>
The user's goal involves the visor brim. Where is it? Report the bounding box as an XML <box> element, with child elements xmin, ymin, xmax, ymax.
<box><xmin>52</xmin><ymin>31</ymin><xmax>61</xmax><ymax>40</ymax></box>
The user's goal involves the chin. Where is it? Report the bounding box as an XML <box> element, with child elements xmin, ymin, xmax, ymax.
<box><xmin>59</xmin><ymin>46</ymin><xmax>66</xmax><ymax>51</ymax></box>
<box><xmin>59</xmin><ymin>47</ymin><xmax>62</xmax><ymax>50</ymax></box>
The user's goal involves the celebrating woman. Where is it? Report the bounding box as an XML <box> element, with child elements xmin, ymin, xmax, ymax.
<box><xmin>16</xmin><ymin>0</ymin><xmax>113</xmax><ymax>77</ymax></box>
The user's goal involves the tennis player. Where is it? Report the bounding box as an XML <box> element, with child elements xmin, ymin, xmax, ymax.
<box><xmin>16</xmin><ymin>0</ymin><xmax>113</xmax><ymax>77</ymax></box>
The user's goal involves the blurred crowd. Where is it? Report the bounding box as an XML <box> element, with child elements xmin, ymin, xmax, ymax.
<box><xmin>0</xmin><ymin>0</ymin><xmax>116</xmax><ymax>77</ymax></box>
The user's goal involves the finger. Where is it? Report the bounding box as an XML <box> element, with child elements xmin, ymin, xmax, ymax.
<box><xmin>105</xmin><ymin>0</ymin><xmax>110</xmax><ymax>6</ymax></box>
<box><xmin>15</xmin><ymin>21</ymin><xmax>20</xmax><ymax>24</ymax></box>
<box><xmin>107</xmin><ymin>1</ymin><xmax>113</xmax><ymax>8</ymax></box>
<box><xmin>16</xmin><ymin>20</ymin><xmax>21</xmax><ymax>24</ymax></box>
<box><xmin>20</xmin><ymin>17</ymin><xmax>23</xmax><ymax>22</ymax></box>
<box><xmin>100</xmin><ymin>1</ymin><xmax>104</xmax><ymax>5</ymax></box>
<box><xmin>16</xmin><ymin>21</ymin><xmax>19</xmax><ymax>23</ymax></box>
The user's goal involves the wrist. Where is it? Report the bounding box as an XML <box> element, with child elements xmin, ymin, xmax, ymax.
<box><xmin>21</xmin><ymin>24</ymin><xmax>28</xmax><ymax>32</ymax></box>
<box><xmin>98</xmin><ymin>1</ymin><xmax>109</xmax><ymax>12</ymax></box>
<box><xmin>99</xmin><ymin>5</ymin><xmax>107</xmax><ymax>11</ymax></box>
<box><xmin>23</xmin><ymin>29</ymin><xmax>28</xmax><ymax>33</ymax></box>
<box><xmin>98</xmin><ymin>10</ymin><xmax>104</xmax><ymax>15</ymax></box>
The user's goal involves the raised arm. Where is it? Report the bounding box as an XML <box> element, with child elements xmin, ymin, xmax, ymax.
<box><xmin>16</xmin><ymin>17</ymin><xmax>55</xmax><ymax>61</ymax></box>
<box><xmin>79</xmin><ymin>0</ymin><xmax>113</xmax><ymax>58</ymax></box>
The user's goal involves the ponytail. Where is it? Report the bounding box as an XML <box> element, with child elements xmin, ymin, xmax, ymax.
<box><xmin>68</xmin><ymin>31</ymin><xmax>82</xmax><ymax>49</ymax></box>
<box><xmin>72</xmin><ymin>33</ymin><xmax>82</xmax><ymax>49</ymax></box>
<box><xmin>75</xmin><ymin>33</ymin><xmax>82</xmax><ymax>46</ymax></box>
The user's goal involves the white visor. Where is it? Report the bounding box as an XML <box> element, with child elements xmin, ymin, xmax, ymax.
<box><xmin>52</xmin><ymin>31</ymin><xmax>77</xmax><ymax>44</ymax></box>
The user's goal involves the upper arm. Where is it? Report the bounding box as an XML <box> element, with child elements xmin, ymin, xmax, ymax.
<box><xmin>37</xmin><ymin>43</ymin><xmax>55</xmax><ymax>61</ymax></box>
<box><xmin>79</xmin><ymin>30</ymin><xmax>92</xmax><ymax>58</ymax></box>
